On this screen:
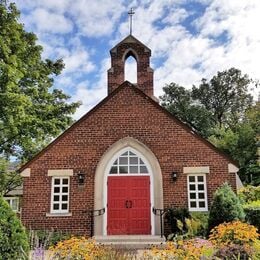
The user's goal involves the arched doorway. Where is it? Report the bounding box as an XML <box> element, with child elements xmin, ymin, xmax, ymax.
<box><xmin>94</xmin><ymin>137</ymin><xmax>163</xmax><ymax>236</ymax></box>
<box><xmin>106</xmin><ymin>148</ymin><xmax>152</xmax><ymax>235</ymax></box>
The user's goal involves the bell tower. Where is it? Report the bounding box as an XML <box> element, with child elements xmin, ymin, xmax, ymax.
<box><xmin>107</xmin><ymin>35</ymin><xmax>154</xmax><ymax>97</ymax></box>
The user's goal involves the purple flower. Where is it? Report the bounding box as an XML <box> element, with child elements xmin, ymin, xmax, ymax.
<box><xmin>32</xmin><ymin>245</ymin><xmax>45</xmax><ymax>260</ymax></box>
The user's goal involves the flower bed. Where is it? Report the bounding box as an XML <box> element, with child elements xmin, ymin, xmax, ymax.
<box><xmin>144</xmin><ymin>221</ymin><xmax>260</xmax><ymax>260</ymax></box>
<box><xmin>29</xmin><ymin>221</ymin><xmax>260</xmax><ymax>259</ymax></box>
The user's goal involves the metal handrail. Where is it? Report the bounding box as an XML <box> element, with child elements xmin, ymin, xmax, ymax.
<box><xmin>152</xmin><ymin>207</ymin><xmax>169</xmax><ymax>238</ymax></box>
<box><xmin>84</xmin><ymin>208</ymin><xmax>105</xmax><ymax>237</ymax></box>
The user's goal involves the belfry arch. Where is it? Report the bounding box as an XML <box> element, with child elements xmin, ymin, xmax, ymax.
<box><xmin>124</xmin><ymin>49</ymin><xmax>138</xmax><ymax>83</ymax></box>
<box><xmin>94</xmin><ymin>137</ymin><xmax>163</xmax><ymax>236</ymax></box>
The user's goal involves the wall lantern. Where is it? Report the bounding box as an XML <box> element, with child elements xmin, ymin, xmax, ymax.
<box><xmin>77</xmin><ymin>172</ymin><xmax>85</xmax><ymax>185</ymax></box>
<box><xmin>172</xmin><ymin>171</ymin><xmax>178</xmax><ymax>181</ymax></box>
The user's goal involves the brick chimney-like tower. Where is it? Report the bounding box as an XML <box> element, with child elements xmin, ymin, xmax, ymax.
<box><xmin>107</xmin><ymin>35</ymin><xmax>154</xmax><ymax>97</ymax></box>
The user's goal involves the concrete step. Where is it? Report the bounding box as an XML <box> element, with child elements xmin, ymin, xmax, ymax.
<box><xmin>94</xmin><ymin>235</ymin><xmax>166</xmax><ymax>249</ymax></box>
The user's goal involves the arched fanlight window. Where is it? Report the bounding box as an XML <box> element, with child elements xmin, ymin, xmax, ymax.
<box><xmin>109</xmin><ymin>150</ymin><xmax>148</xmax><ymax>174</ymax></box>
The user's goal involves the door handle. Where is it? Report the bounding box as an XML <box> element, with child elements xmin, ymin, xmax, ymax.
<box><xmin>125</xmin><ymin>200</ymin><xmax>129</xmax><ymax>208</ymax></box>
<box><xmin>129</xmin><ymin>200</ymin><xmax>133</xmax><ymax>208</ymax></box>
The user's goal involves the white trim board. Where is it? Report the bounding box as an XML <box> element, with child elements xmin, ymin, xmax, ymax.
<box><xmin>20</xmin><ymin>168</ymin><xmax>31</xmax><ymax>177</ymax></box>
<box><xmin>183</xmin><ymin>166</ymin><xmax>210</xmax><ymax>174</ymax></box>
<box><xmin>48</xmin><ymin>169</ymin><xmax>73</xmax><ymax>177</ymax></box>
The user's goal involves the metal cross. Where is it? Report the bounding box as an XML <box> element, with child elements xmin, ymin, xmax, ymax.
<box><xmin>128</xmin><ymin>8</ymin><xmax>135</xmax><ymax>35</ymax></box>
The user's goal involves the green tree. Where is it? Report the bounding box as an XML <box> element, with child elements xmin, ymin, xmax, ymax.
<box><xmin>0</xmin><ymin>196</ymin><xmax>29</xmax><ymax>259</ymax></box>
<box><xmin>209</xmin><ymin>124</ymin><xmax>256</xmax><ymax>167</ymax></box>
<box><xmin>209</xmin><ymin>102</ymin><xmax>260</xmax><ymax>185</ymax></box>
<box><xmin>192</xmin><ymin>68</ymin><xmax>254</xmax><ymax>129</ymax></box>
<box><xmin>160</xmin><ymin>83</ymin><xmax>214</xmax><ymax>137</ymax></box>
<box><xmin>0</xmin><ymin>2</ymin><xmax>80</xmax><ymax>161</ymax></box>
<box><xmin>244</xmin><ymin>102</ymin><xmax>260</xmax><ymax>185</ymax></box>
<box><xmin>161</xmin><ymin>68</ymin><xmax>255</xmax><ymax>134</ymax></box>
<box><xmin>208</xmin><ymin>183</ymin><xmax>245</xmax><ymax>233</ymax></box>
<box><xmin>0</xmin><ymin>158</ymin><xmax>21</xmax><ymax>196</ymax></box>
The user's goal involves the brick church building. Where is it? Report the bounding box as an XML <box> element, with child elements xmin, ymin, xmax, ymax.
<box><xmin>20</xmin><ymin>35</ymin><xmax>239</xmax><ymax>237</ymax></box>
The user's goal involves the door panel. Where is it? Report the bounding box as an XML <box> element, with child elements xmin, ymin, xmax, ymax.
<box><xmin>107</xmin><ymin>177</ymin><xmax>128</xmax><ymax>234</ymax></box>
<box><xmin>129</xmin><ymin>177</ymin><xmax>151</xmax><ymax>234</ymax></box>
<box><xmin>107</xmin><ymin>176</ymin><xmax>150</xmax><ymax>235</ymax></box>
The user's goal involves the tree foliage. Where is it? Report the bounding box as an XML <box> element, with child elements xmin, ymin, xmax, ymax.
<box><xmin>0</xmin><ymin>158</ymin><xmax>21</xmax><ymax>196</ymax></box>
<box><xmin>192</xmin><ymin>68</ymin><xmax>253</xmax><ymax>128</ymax></box>
<box><xmin>0</xmin><ymin>196</ymin><xmax>29</xmax><ymax>259</ymax></box>
<box><xmin>0</xmin><ymin>2</ymin><xmax>81</xmax><ymax>161</ymax></box>
<box><xmin>160</xmin><ymin>83</ymin><xmax>214</xmax><ymax>137</ymax></box>
<box><xmin>160</xmin><ymin>68</ymin><xmax>259</xmax><ymax>184</ymax></box>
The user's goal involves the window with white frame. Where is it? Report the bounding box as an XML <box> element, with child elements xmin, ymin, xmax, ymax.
<box><xmin>4</xmin><ymin>197</ymin><xmax>19</xmax><ymax>212</ymax></box>
<box><xmin>51</xmin><ymin>177</ymin><xmax>69</xmax><ymax>213</ymax></box>
<box><xmin>187</xmin><ymin>174</ymin><xmax>208</xmax><ymax>211</ymax></box>
<box><xmin>109</xmin><ymin>150</ymin><xmax>149</xmax><ymax>174</ymax></box>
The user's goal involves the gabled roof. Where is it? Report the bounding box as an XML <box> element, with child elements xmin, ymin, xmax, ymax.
<box><xmin>19</xmin><ymin>81</ymin><xmax>238</xmax><ymax>172</ymax></box>
<box><xmin>110</xmin><ymin>34</ymin><xmax>151</xmax><ymax>54</ymax></box>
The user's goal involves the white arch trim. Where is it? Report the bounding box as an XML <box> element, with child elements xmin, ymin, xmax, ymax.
<box><xmin>94</xmin><ymin>137</ymin><xmax>163</xmax><ymax>236</ymax></box>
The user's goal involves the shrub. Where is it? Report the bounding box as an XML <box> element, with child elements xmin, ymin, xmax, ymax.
<box><xmin>209</xmin><ymin>221</ymin><xmax>259</xmax><ymax>259</ymax></box>
<box><xmin>166</xmin><ymin>209</ymin><xmax>209</xmax><ymax>240</ymax></box>
<box><xmin>0</xmin><ymin>196</ymin><xmax>29</xmax><ymax>259</ymax></box>
<box><xmin>244</xmin><ymin>201</ymin><xmax>260</xmax><ymax>231</ymax></box>
<box><xmin>190</xmin><ymin>212</ymin><xmax>209</xmax><ymax>237</ymax></box>
<box><xmin>165</xmin><ymin>207</ymin><xmax>190</xmax><ymax>235</ymax></box>
<box><xmin>238</xmin><ymin>185</ymin><xmax>260</xmax><ymax>203</ymax></box>
<box><xmin>208</xmin><ymin>183</ymin><xmax>245</xmax><ymax>233</ymax></box>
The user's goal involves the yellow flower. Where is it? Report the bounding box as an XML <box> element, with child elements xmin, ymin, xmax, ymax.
<box><xmin>209</xmin><ymin>221</ymin><xmax>259</xmax><ymax>246</ymax></box>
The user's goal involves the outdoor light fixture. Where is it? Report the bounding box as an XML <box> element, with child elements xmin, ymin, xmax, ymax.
<box><xmin>77</xmin><ymin>172</ymin><xmax>85</xmax><ymax>185</ymax></box>
<box><xmin>172</xmin><ymin>171</ymin><xmax>178</xmax><ymax>181</ymax></box>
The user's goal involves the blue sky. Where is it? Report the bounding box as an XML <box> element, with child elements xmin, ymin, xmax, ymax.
<box><xmin>14</xmin><ymin>0</ymin><xmax>260</xmax><ymax>119</ymax></box>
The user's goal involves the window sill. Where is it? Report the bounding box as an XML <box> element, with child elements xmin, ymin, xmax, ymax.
<box><xmin>189</xmin><ymin>209</ymin><xmax>208</xmax><ymax>212</ymax></box>
<box><xmin>46</xmin><ymin>212</ymin><xmax>72</xmax><ymax>217</ymax></box>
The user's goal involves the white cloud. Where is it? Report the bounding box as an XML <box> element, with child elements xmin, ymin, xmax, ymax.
<box><xmin>63</xmin><ymin>49</ymin><xmax>96</xmax><ymax>74</ymax></box>
<box><xmin>26</xmin><ymin>8</ymin><xmax>73</xmax><ymax>34</ymax></box>
<box><xmin>70</xmin><ymin>57</ymin><xmax>110</xmax><ymax>119</ymax></box>
<box><xmin>15</xmin><ymin>0</ymin><xmax>69</xmax><ymax>12</ymax></box>
<box><xmin>69</xmin><ymin>0</ymin><xmax>125</xmax><ymax>37</ymax></box>
<box><xmin>162</xmin><ymin>8</ymin><xmax>189</xmax><ymax>25</ymax></box>
<box><xmin>17</xmin><ymin>0</ymin><xmax>126</xmax><ymax>37</ymax></box>
<box><xmin>194</xmin><ymin>0</ymin><xmax>260</xmax><ymax>97</ymax></box>
<box><xmin>71</xmin><ymin>82</ymin><xmax>107</xmax><ymax>119</ymax></box>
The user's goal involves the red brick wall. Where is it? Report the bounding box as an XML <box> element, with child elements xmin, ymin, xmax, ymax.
<box><xmin>21</xmin><ymin>84</ymin><xmax>236</xmax><ymax>235</ymax></box>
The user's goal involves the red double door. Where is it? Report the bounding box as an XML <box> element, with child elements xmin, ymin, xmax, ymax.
<box><xmin>107</xmin><ymin>176</ymin><xmax>151</xmax><ymax>235</ymax></box>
